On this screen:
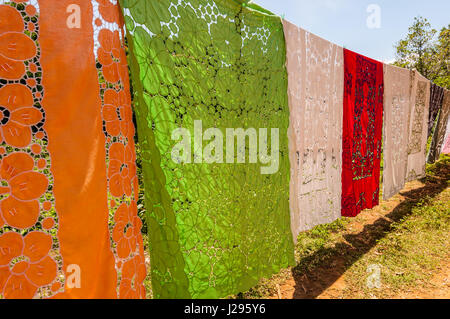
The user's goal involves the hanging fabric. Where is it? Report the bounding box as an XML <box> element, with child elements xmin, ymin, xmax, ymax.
<box><xmin>121</xmin><ymin>0</ymin><xmax>295</xmax><ymax>299</ymax></box>
<box><xmin>341</xmin><ymin>49</ymin><xmax>384</xmax><ymax>217</ymax></box>
<box><xmin>283</xmin><ymin>20</ymin><xmax>343</xmax><ymax>240</ymax></box>
<box><xmin>428</xmin><ymin>89</ymin><xmax>450</xmax><ymax>162</ymax></box>
<box><xmin>0</xmin><ymin>0</ymin><xmax>145</xmax><ymax>299</ymax></box>
<box><xmin>441</xmin><ymin>116</ymin><xmax>450</xmax><ymax>154</ymax></box>
<box><xmin>382</xmin><ymin>64</ymin><xmax>412</xmax><ymax>200</ymax></box>
<box><xmin>405</xmin><ymin>71</ymin><xmax>430</xmax><ymax>180</ymax></box>
<box><xmin>428</xmin><ymin>83</ymin><xmax>445</xmax><ymax>137</ymax></box>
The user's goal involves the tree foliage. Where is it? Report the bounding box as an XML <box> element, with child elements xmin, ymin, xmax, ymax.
<box><xmin>394</xmin><ymin>16</ymin><xmax>449</xmax><ymax>89</ymax></box>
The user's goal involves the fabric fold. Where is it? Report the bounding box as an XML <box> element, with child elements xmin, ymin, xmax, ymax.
<box><xmin>428</xmin><ymin>83</ymin><xmax>445</xmax><ymax>137</ymax></box>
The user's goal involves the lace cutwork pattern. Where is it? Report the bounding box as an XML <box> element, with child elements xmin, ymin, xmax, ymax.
<box><xmin>408</xmin><ymin>81</ymin><xmax>427</xmax><ymax>155</ymax></box>
<box><xmin>406</xmin><ymin>71</ymin><xmax>430</xmax><ymax>181</ymax></box>
<box><xmin>0</xmin><ymin>0</ymin><xmax>65</xmax><ymax>299</ymax></box>
<box><xmin>91</xmin><ymin>0</ymin><xmax>146</xmax><ymax>299</ymax></box>
<box><xmin>283</xmin><ymin>21</ymin><xmax>343</xmax><ymax>239</ymax></box>
<box><xmin>351</xmin><ymin>56</ymin><xmax>382</xmax><ymax>181</ymax></box>
<box><xmin>121</xmin><ymin>0</ymin><xmax>295</xmax><ymax>298</ymax></box>
<box><xmin>341</xmin><ymin>50</ymin><xmax>383</xmax><ymax>217</ymax></box>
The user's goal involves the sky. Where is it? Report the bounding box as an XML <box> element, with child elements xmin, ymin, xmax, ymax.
<box><xmin>253</xmin><ymin>0</ymin><xmax>450</xmax><ymax>63</ymax></box>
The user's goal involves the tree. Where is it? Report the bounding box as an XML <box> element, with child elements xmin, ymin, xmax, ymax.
<box><xmin>393</xmin><ymin>17</ymin><xmax>449</xmax><ymax>89</ymax></box>
<box><xmin>432</xmin><ymin>25</ymin><xmax>450</xmax><ymax>88</ymax></box>
<box><xmin>393</xmin><ymin>16</ymin><xmax>436</xmax><ymax>78</ymax></box>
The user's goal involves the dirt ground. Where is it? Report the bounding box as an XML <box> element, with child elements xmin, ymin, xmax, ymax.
<box><xmin>271</xmin><ymin>177</ymin><xmax>450</xmax><ymax>299</ymax></box>
<box><xmin>142</xmin><ymin>160</ymin><xmax>449</xmax><ymax>300</ymax></box>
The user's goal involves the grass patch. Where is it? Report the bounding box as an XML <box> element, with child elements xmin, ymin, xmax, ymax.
<box><xmin>342</xmin><ymin>189</ymin><xmax>449</xmax><ymax>298</ymax></box>
<box><xmin>143</xmin><ymin>155</ymin><xmax>449</xmax><ymax>299</ymax></box>
<box><xmin>237</xmin><ymin>155</ymin><xmax>449</xmax><ymax>299</ymax></box>
<box><xmin>238</xmin><ymin>218</ymin><xmax>351</xmax><ymax>299</ymax></box>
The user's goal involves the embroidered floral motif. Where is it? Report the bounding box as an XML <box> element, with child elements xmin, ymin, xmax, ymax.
<box><xmin>408</xmin><ymin>81</ymin><xmax>427</xmax><ymax>155</ymax></box>
<box><xmin>0</xmin><ymin>0</ymin><xmax>64</xmax><ymax>299</ymax></box>
<box><xmin>341</xmin><ymin>50</ymin><xmax>383</xmax><ymax>217</ymax></box>
<box><xmin>0</xmin><ymin>231</ymin><xmax>57</xmax><ymax>299</ymax></box>
<box><xmin>283</xmin><ymin>22</ymin><xmax>343</xmax><ymax>237</ymax></box>
<box><xmin>122</xmin><ymin>0</ymin><xmax>295</xmax><ymax>298</ymax></box>
<box><xmin>382</xmin><ymin>65</ymin><xmax>411</xmax><ymax>200</ymax></box>
<box><xmin>91</xmin><ymin>0</ymin><xmax>145</xmax><ymax>299</ymax></box>
<box><xmin>0</xmin><ymin>85</ymin><xmax>42</xmax><ymax>147</ymax></box>
<box><xmin>352</xmin><ymin>55</ymin><xmax>378</xmax><ymax>181</ymax></box>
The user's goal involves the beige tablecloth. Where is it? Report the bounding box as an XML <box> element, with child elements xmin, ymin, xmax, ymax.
<box><xmin>283</xmin><ymin>20</ymin><xmax>343</xmax><ymax>241</ymax></box>
<box><xmin>382</xmin><ymin>65</ymin><xmax>413</xmax><ymax>200</ymax></box>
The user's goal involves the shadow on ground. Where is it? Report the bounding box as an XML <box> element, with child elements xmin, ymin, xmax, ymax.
<box><xmin>290</xmin><ymin>160</ymin><xmax>450</xmax><ymax>298</ymax></box>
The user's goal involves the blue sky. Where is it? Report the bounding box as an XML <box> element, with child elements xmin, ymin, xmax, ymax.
<box><xmin>253</xmin><ymin>0</ymin><xmax>450</xmax><ymax>62</ymax></box>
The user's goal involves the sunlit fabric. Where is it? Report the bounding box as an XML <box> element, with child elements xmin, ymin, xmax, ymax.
<box><xmin>283</xmin><ymin>20</ymin><xmax>343</xmax><ymax>240</ymax></box>
<box><xmin>441</xmin><ymin>115</ymin><xmax>450</xmax><ymax>154</ymax></box>
<box><xmin>121</xmin><ymin>0</ymin><xmax>295</xmax><ymax>298</ymax></box>
<box><xmin>341</xmin><ymin>49</ymin><xmax>384</xmax><ymax>217</ymax></box>
<box><xmin>382</xmin><ymin>65</ymin><xmax>412</xmax><ymax>200</ymax></box>
<box><xmin>428</xmin><ymin>83</ymin><xmax>445</xmax><ymax>137</ymax></box>
<box><xmin>0</xmin><ymin>0</ymin><xmax>145</xmax><ymax>299</ymax></box>
<box><xmin>406</xmin><ymin>71</ymin><xmax>430</xmax><ymax>180</ymax></box>
<box><xmin>428</xmin><ymin>89</ymin><xmax>450</xmax><ymax>162</ymax></box>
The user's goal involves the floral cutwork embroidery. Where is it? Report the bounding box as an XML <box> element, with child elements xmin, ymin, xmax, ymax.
<box><xmin>408</xmin><ymin>81</ymin><xmax>427</xmax><ymax>155</ymax></box>
<box><xmin>341</xmin><ymin>50</ymin><xmax>383</xmax><ymax>217</ymax></box>
<box><xmin>352</xmin><ymin>56</ymin><xmax>378</xmax><ymax>181</ymax></box>
<box><xmin>91</xmin><ymin>0</ymin><xmax>146</xmax><ymax>299</ymax></box>
<box><xmin>0</xmin><ymin>0</ymin><xmax>65</xmax><ymax>299</ymax></box>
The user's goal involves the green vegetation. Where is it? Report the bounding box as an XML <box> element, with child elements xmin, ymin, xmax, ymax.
<box><xmin>343</xmin><ymin>186</ymin><xmax>449</xmax><ymax>298</ymax></box>
<box><xmin>394</xmin><ymin>16</ymin><xmax>449</xmax><ymax>89</ymax></box>
<box><xmin>234</xmin><ymin>155</ymin><xmax>449</xmax><ymax>299</ymax></box>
